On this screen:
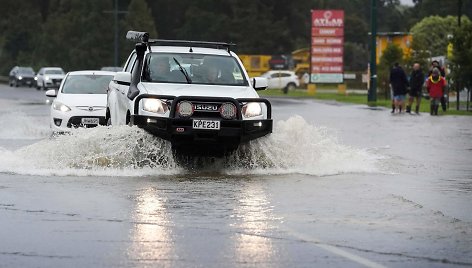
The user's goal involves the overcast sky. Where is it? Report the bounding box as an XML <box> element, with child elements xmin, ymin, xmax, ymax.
<box><xmin>399</xmin><ymin>0</ymin><xmax>414</xmax><ymax>6</ymax></box>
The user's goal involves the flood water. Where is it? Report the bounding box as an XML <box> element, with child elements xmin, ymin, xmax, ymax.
<box><xmin>0</xmin><ymin>85</ymin><xmax>471</xmax><ymax>267</ymax></box>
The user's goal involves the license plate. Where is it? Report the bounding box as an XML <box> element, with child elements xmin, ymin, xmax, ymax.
<box><xmin>192</xmin><ymin>119</ymin><xmax>220</xmax><ymax>130</ymax></box>
<box><xmin>81</xmin><ymin>118</ymin><xmax>99</xmax><ymax>125</ymax></box>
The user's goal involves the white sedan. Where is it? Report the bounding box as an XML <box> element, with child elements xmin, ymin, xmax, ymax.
<box><xmin>261</xmin><ymin>70</ymin><xmax>300</xmax><ymax>93</ymax></box>
<box><xmin>46</xmin><ymin>70</ymin><xmax>115</xmax><ymax>132</ymax></box>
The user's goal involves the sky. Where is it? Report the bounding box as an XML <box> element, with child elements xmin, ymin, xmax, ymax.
<box><xmin>399</xmin><ymin>0</ymin><xmax>414</xmax><ymax>6</ymax></box>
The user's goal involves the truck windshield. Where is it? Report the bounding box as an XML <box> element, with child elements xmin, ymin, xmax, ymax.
<box><xmin>142</xmin><ymin>53</ymin><xmax>248</xmax><ymax>86</ymax></box>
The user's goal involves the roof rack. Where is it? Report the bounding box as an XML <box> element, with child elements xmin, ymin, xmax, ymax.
<box><xmin>126</xmin><ymin>31</ymin><xmax>236</xmax><ymax>52</ymax></box>
<box><xmin>149</xmin><ymin>39</ymin><xmax>235</xmax><ymax>51</ymax></box>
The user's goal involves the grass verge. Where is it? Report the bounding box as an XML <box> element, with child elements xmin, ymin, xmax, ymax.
<box><xmin>259</xmin><ymin>88</ymin><xmax>472</xmax><ymax>116</ymax></box>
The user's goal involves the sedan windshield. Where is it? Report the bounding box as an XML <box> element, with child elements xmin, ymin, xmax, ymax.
<box><xmin>18</xmin><ymin>67</ymin><xmax>34</xmax><ymax>75</ymax></box>
<box><xmin>62</xmin><ymin>74</ymin><xmax>114</xmax><ymax>94</ymax></box>
<box><xmin>142</xmin><ymin>53</ymin><xmax>248</xmax><ymax>86</ymax></box>
<box><xmin>45</xmin><ymin>69</ymin><xmax>64</xmax><ymax>75</ymax></box>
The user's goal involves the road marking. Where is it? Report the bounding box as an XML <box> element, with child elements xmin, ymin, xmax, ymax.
<box><xmin>286</xmin><ymin>229</ymin><xmax>388</xmax><ymax>268</ymax></box>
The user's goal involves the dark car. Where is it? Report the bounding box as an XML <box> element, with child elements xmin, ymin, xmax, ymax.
<box><xmin>9</xmin><ymin>66</ymin><xmax>36</xmax><ymax>87</ymax></box>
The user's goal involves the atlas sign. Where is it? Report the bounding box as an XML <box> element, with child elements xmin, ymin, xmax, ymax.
<box><xmin>310</xmin><ymin>10</ymin><xmax>344</xmax><ymax>83</ymax></box>
<box><xmin>312</xmin><ymin>10</ymin><xmax>344</xmax><ymax>27</ymax></box>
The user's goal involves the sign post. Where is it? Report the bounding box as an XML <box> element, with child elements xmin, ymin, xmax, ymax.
<box><xmin>368</xmin><ymin>0</ymin><xmax>377</xmax><ymax>103</ymax></box>
<box><xmin>310</xmin><ymin>10</ymin><xmax>344</xmax><ymax>84</ymax></box>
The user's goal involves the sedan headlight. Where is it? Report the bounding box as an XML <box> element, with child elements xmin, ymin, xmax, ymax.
<box><xmin>45</xmin><ymin>76</ymin><xmax>50</xmax><ymax>81</ymax></box>
<box><xmin>52</xmin><ymin>101</ymin><xmax>71</xmax><ymax>112</ymax></box>
<box><xmin>142</xmin><ymin>99</ymin><xmax>168</xmax><ymax>114</ymax></box>
<box><xmin>18</xmin><ymin>76</ymin><xmax>23</xmax><ymax>80</ymax></box>
<box><xmin>242</xmin><ymin>102</ymin><xmax>262</xmax><ymax>118</ymax></box>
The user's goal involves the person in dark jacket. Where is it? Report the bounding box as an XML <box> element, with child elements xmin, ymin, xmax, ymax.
<box><xmin>407</xmin><ymin>63</ymin><xmax>425</xmax><ymax>114</ymax></box>
<box><xmin>389</xmin><ymin>62</ymin><xmax>409</xmax><ymax>113</ymax></box>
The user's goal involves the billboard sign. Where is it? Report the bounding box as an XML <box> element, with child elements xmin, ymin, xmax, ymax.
<box><xmin>310</xmin><ymin>10</ymin><xmax>344</xmax><ymax>83</ymax></box>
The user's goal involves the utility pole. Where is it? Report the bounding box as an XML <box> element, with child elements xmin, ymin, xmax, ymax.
<box><xmin>368</xmin><ymin>0</ymin><xmax>377</xmax><ymax>104</ymax></box>
<box><xmin>457</xmin><ymin>0</ymin><xmax>462</xmax><ymax>111</ymax></box>
<box><xmin>104</xmin><ymin>0</ymin><xmax>128</xmax><ymax>67</ymax></box>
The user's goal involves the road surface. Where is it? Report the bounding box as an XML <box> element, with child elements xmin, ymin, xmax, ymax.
<box><xmin>0</xmin><ymin>84</ymin><xmax>471</xmax><ymax>267</ymax></box>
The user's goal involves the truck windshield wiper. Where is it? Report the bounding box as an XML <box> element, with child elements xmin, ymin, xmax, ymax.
<box><xmin>173</xmin><ymin>57</ymin><xmax>192</xmax><ymax>84</ymax></box>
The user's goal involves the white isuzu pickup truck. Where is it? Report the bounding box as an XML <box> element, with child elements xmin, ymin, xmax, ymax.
<box><xmin>107</xmin><ymin>31</ymin><xmax>272</xmax><ymax>156</ymax></box>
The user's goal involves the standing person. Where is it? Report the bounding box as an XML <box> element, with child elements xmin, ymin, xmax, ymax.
<box><xmin>389</xmin><ymin>62</ymin><xmax>409</xmax><ymax>113</ymax></box>
<box><xmin>407</xmin><ymin>63</ymin><xmax>425</xmax><ymax>114</ymax></box>
<box><xmin>429</xmin><ymin>60</ymin><xmax>446</xmax><ymax>77</ymax></box>
<box><xmin>429</xmin><ymin>60</ymin><xmax>447</xmax><ymax>111</ymax></box>
<box><xmin>426</xmin><ymin>68</ymin><xmax>447</xmax><ymax>116</ymax></box>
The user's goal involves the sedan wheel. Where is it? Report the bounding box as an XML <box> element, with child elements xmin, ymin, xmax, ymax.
<box><xmin>286</xmin><ymin>83</ymin><xmax>296</xmax><ymax>91</ymax></box>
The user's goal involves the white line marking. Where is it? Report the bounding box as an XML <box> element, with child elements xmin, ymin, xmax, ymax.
<box><xmin>286</xmin><ymin>229</ymin><xmax>388</xmax><ymax>268</ymax></box>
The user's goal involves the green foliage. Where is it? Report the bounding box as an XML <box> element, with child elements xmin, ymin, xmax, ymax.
<box><xmin>345</xmin><ymin>16</ymin><xmax>368</xmax><ymax>45</ymax></box>
<box><xmin>411</xmin><ymin>0</ymin><xmax>472</xmax><ymax>20</ymax></box>
<box><xmin>1</xmin><ymin>0</ymin><xmax>470</xmax><ymax>75</ymax></box>
<box><xmin>344</xmin><ymin>42</ymin><xmax>369</xmax><ymax>71</ymax></box>
<box><xmin>121</xmin><ymin>0</ymin><xmax>157</xmax><ymax>61</ymax></box>
<box><xmin>410</xmin><ymin>15</ymin><xmax>471</xmax><ymax>57</ymax></box>
<box><xmin>259</xmin><ymin>88</ymin><xmax>472</xmax><ymax>116</ymax></box>
<box><xmin>406</xmin><ymin>36</ymin><xmax>430</xmax><ymax>73</ymax></box>
<box><xmin>449</xmin><ymin>22</ymin><xmax>472</xmax><ymax>92</ymax></box>
<box><xmin>0</xmin><ymin>0</ymin><xmax>42</xmax><ymax>75</ymax></box>
<box><xmin>380</xmin><ymin>43</ymin><xmax>404</xmax><ymax>67</ymax></box>
<box><xmin>378</xmin><ymin>44</ymin><xmax>404</xmax><ymax>98</ymax></box>
<box><xmin>32</xmin><ymin>0</ymin><xmax>114</xmax><ymax>71</ymax></box>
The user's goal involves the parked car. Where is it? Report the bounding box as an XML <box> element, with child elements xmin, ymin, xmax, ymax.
<box><xmin>36</xmin><ymin>67</ymin><xmax>66</xmax><ymax>90</ymax></box>
<box><xmin>9</xmin><ymin>66</ymin><xmax>35</xmax><ymax>87</ymax></box>
<box><xmin>45</xmin><ymin>70</ymin><xmax>115</xmax><ymax>132</ymax></box>
<box><xmin>261</xmin><ymin>70</ymin><xmax>300</xmax><ymax>93</ymax></box>
<box><xmin>107</xmin><ymin>31</ymin><xmax>272</xmax><ymax>156</ymax></box>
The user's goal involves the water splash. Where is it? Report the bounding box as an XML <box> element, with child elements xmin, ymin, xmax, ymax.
<box><xmin>227</xmin><ymin>115</ymin><xmax>381</xmax><ymax>176</ymax></box>
<box><xmin>0</xmin><ymin>116</ymin><xmax>382</xmax><ymax>177</ymax></box>
<box><xmin>0</xmin><ymin>112</ymin><xmax>50</xmax><ymax>140</ymax></box>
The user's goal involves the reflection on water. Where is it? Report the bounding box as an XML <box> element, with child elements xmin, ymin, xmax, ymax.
<box><xmin>233</xmin><ymin>183</ymin><xmax>280</xmax><ymax>264</ymax></box>
<box><xmin>127</xmin><ymin>187</ymin><xmax>174</xmax><ymax>264</ymax></box>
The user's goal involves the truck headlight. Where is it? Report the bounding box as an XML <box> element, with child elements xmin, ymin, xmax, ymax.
<box><xmin>18</xmin><ymin>76</ymin><xmax>23</xmax><ymax>80</ymax></box>
<box><xmin>142</xmin><ymin>99</ymin><xmax>168</xmax><ymax>114</ymax></box>
<box><xmin>242</xmin><ymin>102</ymin><xmax>262</xmax><ymax>118</ymax></box>
<box><xmin>52</xmin><ymin>101</ymin><xmax>71</xmax><ymax>112</ymax></box>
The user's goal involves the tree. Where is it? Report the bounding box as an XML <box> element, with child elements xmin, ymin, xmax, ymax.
<box><xmin>411</xmin><ymin>0</ymin><xmax>472</xmax><ymax>21</ymax></box>
<box><xmin>175</xmin><ymin>3</ymin><xmax>231</xmax><ymax>42</ymax></box>
<box><xmin>228</xmin><ymin>0</ymin><xmax>290</xmax><ymax>54</ymax></box>
<box><xmin>410</xmin><ymin>15</ymin><xmax>471</xmax><ymax>58</ymax></box>
<box><xmin>344</xmin><ymin>15</ymin><xmax>369</xmax><ymax>45</ymax></box>
<box><xmin>33</xmin><ymin>0</ymin><xmax>114</xmax><ymax>71</ymax></box>
<box><xmin>449</xmin><ymin>21</ymin><xmax>472</xmax><ymax>101</ymax></box>
<box><xmin>344</xmin><ymin>42</ymin><xmax>368</xmax><ymax>71</ymax></box>
<box><xmin>121</xmin><ymin>0</ymin><xmax>157</xmax><ymax>62</ymax></box>
<box><xmin>0</xmin><ymin>0</ymin><xmax>42</xmax><ymax>75</ymax></box>
<box><xmin>378</xmin><ymin>43</ymin><xmax>404</xmax><ymax>98</ymax></box>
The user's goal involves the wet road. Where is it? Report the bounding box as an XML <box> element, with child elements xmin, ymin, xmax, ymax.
<box><xmin>0</xmin><ymin>84</ymin><xmax>471</xmax><ymax>267</ymax></box>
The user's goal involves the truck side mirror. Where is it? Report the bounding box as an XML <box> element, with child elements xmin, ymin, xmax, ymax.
<box><xmin>113</xmin><ymin>72</ymin><xmax>131</xmax><ymax>86</ymax></box>
<box><xmin>252</xmin><ymin>77</ymin><xmax>268</xmax><ymax>91</ymax></box>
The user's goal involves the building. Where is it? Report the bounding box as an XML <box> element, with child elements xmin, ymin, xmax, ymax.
<box><xmin>375</xmin><ymin>32</ymin><xmax>412</xmax><ymax>63</ymax></box>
